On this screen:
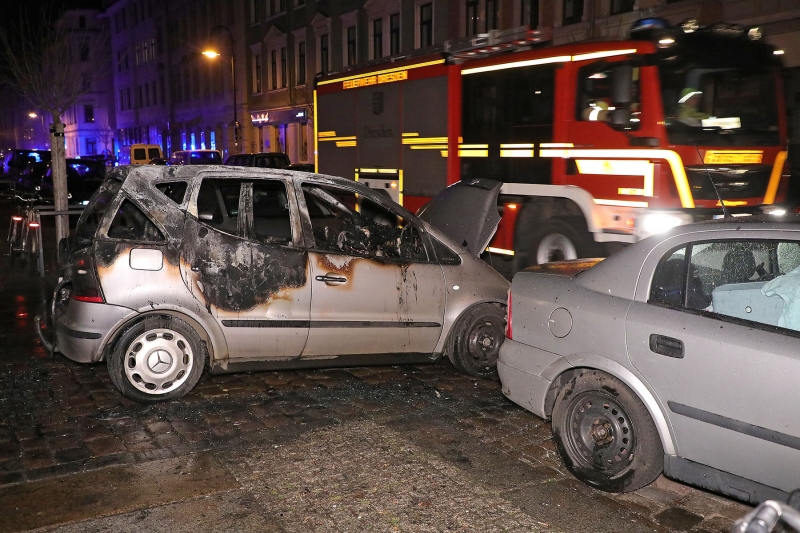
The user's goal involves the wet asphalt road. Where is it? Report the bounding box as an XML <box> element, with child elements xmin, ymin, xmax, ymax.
<box><xmin>0</xmin><ymin>200</ymin><xmax>750</xmax><ymax>532</ymax></box>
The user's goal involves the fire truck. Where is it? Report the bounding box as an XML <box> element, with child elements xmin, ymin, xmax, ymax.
<box><xmin>314</xmin><ymin>18</ymin><xmax>789</xmax><ymax>274</ymax></box>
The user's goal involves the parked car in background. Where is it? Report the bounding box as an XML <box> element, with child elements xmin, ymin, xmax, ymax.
<box><xmin>118</xmin><ymin>144</ymin><xmax>163</xmax><ymax>165</ymax></box>
<box><xmin>2</xmin><ymin>149</ymin><xmax>50</xmax><ymax>178</ymax></box>
<box><xmin>38</xmin><ymin>159</ymin><xmax>107</xmax><ymax>205</ymax></box>
<box><xmin>499</xmin><ymin>217</ymin><xmax>800</xmax><ymax>504</ymax></box>
<box><xmin>285</xmin><ymin>163</ymin><xmax>315</xmax><ymax>172</ymax></box>
<box><xmin>48</xmin><ymin>166</ymin><xmax>508</xmax><ymax>403</ymax></box>
<box><xmin>14</xmin><ymin>161</ymin><xmax>49</xmax><ymax>193</ymax></box>
<box><xmin>148</xmin><ymin>157</ymin><xmax>168</xmax><ymax>165</ymax></box>
<box><xmin>225</xmin><ymin>152</ymin><xmax>290</xmax><ymax>169</ymax></box>
<box><xmin>169</xmin><ymin>149</ymin><xmax>222</xmax><ymax>165</ymax></box>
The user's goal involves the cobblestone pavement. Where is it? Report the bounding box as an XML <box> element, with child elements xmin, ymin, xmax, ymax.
<box><xmin>0</xmin><ymin>205</ymin><xmax>750</xmax><ymax>532</ymax></box>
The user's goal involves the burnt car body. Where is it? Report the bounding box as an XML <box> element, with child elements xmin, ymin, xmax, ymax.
<box><xmin>499</xmin><ymin>217</ymin><xmax>800</xmax><ymax>504</ymax></box>
<box><xmin>51</xmin><ymin>165</ymin><xmax>508</xmax><ymax>403</ymax></box>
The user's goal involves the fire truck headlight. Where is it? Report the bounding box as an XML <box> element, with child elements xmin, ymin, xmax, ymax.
<box><xmin>641</xmin><ymin>213</ymin><xmax>683</xmax><ymax>235</ymax></box>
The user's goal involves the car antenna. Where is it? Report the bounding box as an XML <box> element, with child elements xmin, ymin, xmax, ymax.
<box><xmin>695</xmin><ymin>144</ymin><xmax>730</xmax><ymax>219</ymax></box>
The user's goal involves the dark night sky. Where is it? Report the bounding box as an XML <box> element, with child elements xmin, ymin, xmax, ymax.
<box><xmin>3</xmin><ymin>0</ymin><xmax>104</xmax><ymax>32</ymax></box>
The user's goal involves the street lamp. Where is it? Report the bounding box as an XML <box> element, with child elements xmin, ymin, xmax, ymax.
<box><xmin>27</xmin><ymin>112</ymin><xmax>46</xmax><ymax>149</ymax></box>
<box><xmin>203</xmin><ymin>25</ymin><xmax>238</xmax><ymax>155</ymax></box>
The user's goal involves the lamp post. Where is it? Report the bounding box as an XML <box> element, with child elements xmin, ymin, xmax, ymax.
<box><xmin>203</xmin><ymin>25</ymin><xmax>238</xmax><ymax>155</ymax></box>
<box><xmin>27</xmin><ymin>112</ymin><xmax>47</xmax><ymax>149</ymax></box>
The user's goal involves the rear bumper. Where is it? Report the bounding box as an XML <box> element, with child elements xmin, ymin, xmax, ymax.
<box><xmin>497</xmin><ymin>338</ymin><xmax>564</xmax><ymax>419</ymax></box>
<box><xmin>54</xmin><ymin>299</ymin><xmax>134</xmax><ymax>363</ymax></box>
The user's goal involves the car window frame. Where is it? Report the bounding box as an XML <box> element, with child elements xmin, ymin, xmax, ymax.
<box><xmin>97</xmin><ymin>193</ymin><xmax>167</xmax><ymax>244</ymax></box>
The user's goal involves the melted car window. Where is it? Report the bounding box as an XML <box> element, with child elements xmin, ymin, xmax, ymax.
<box><xmin>75</xmin><ymin>178</ymin><xmax>122</xmax><ymax>243</ymax></box>
<box><xmin>107</xmin><ymin>199</ymin><xmax>165</xmax><ymax>241</ymax></box>
<box><xmin>252</xmin><ymin>180</ymin><xmax>292</xmax><ymax>245</ymax></box>
<box><xmin>302</xmin><ymin>184</ymin><xmax>429</xmax><ymax>262</ymax></box>
<box><xmin>196</xmin><ymin>179</ymin><xmax>242</xmax><ymax>236</ymax></box>
<box><xmin>155</xmin><ymin>181</ymin><xmax>188</xmax><ymax>204</ymax></box>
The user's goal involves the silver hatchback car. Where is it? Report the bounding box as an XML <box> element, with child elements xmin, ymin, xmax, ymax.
<box><xmin>49</xmin><ymin>165</ymin><xmax>508</xmax><ymax>403</ymax></box>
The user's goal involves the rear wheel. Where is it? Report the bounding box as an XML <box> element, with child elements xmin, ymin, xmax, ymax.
<box><xmin>551</xmin><ymin>370</ymin><xmax>663</xmax><ymax>493</ymax></box>
<box><xmin>108</xmin><ymin>316</ymin><xmax>206</xmax><ymax>403</ymax></box>
<box><xmin>529</xmin><ymin>219</ymin><xmax>594</xmax><ymax>265</ymax></box>
<box><xmin>448</xmin><ymin>303</ymin><xmax>506</xmax><ymax>379</ymax></box>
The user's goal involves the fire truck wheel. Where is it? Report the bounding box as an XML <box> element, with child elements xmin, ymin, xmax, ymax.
<box><xmin>529</xmin><ymin>219</ymin><xmax>593</xmax><ymax>265</ymax></box>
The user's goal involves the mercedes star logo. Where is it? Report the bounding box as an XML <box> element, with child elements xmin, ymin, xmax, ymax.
<box><xmin>147</xmin><ymin>350</ymin><xmax>173</xmax><ymax>374</ymax></box>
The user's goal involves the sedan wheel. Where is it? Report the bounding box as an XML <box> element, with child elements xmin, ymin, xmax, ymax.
<box><xmin>108</xmin><ymin>316</ymin><xmax>206</xmax><ymax>403</ymax></box>
<box><xmin>552</xmin><ymin>370</ymin><xmax>663</xmax><ymax>492</ymax></box>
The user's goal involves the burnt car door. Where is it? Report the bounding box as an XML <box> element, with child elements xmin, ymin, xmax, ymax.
<box><xmin>626</xmin><ymin>236</ymin><xmax>800</xmax><ymax>495</ymax></box>
<box><xmin>179</xmin><ymin>175</ymin><xmax>310</xmax><ymax>360</ymax></box>
<box><xmin>296</xmin><ymin>181</ymin><xmax>445</xmax><ymax>357</ymax></box>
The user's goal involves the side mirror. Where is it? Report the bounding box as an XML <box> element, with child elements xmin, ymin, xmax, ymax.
<box><xmin>610</xmin><ymin>63</ymin><xmax>633</xmax><ymax>130</ymax></box>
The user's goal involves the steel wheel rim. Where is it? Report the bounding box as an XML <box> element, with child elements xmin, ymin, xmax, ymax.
<box><xmin>123</xmin><ymin>328</ymin><xmax>194</xmax><ymax>395</ymax></box>
<box><xmin>466</xmin><ymin>316</ymin><xmax>503</xmax><ymax>367</ymax></box>
<box><xmin>564</xmin><ymin>391</ymin><xmax>635</xmax><ymax>476</ymax></box>
<box><xmin>537</xmin><ymin>233</ymin><xmax>577</xmax><ymax>264</ymax></box>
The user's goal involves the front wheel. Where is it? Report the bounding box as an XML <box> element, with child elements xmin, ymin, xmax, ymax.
<box><xmin>551</xmin><ymin>370</ymin><xmax>663</xmax><ymax>493</ymax></box>
<box><xmin>448</xmin><ymin>303</ymin><xmax>506</xmax><ymax>379</ymax></box>
<box><xmin>108</xmin><ymin>316</ymin><xmax>207</xmax><ymax>403</ymax></box>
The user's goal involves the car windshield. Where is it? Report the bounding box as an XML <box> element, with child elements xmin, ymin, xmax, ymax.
<box><xmin>659</xmin><ymin>65</ymin><xmax>780</xmax><ymax>146</ymax></box>
<box><xmin>189</xmin><ymin>152</ymin><xmax>221</xmax><ymax>164</ymax></box>
<box><xmin>74</xmin><ymin>179</ymin><xmax>122</xmax><ymax>244</ymax></box>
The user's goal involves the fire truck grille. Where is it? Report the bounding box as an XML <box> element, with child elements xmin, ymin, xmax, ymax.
<box><xmin>685</xmin><ymin>165</ymin><xmax>772</xmax><ymax>201</ymax></box>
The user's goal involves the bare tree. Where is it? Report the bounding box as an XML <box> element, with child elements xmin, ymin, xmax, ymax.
<box><xmin>0</xmin><ymin>7</ymin><xmax>108</xmax><ymax>244</ymax></box>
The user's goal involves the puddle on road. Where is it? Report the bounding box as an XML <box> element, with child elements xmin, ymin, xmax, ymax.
<box><xmin>0</xmin><ymin>452</ymin><xmax>239</xmax><ymax>532</ymax></box>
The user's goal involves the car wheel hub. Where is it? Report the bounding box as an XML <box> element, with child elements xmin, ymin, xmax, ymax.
<box><xmin>567</xmin><ymin>394</ymin><xmax>634</xmax><ymax>474</ymax></box>
<box><xmin>124</xmin><ymin>328</ymin><xmax>193</xmax><ymax>395</ymax></box>
<box><xmin>467</xmin><ymin>322</ymin><xmax>501</xmax><ymax>365</ymax></box>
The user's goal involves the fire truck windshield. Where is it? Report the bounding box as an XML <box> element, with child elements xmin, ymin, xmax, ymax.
<box><xmin>659</xmin><ymin>65</ymin><xmax>779</xmax><ymax>146</ymax></box>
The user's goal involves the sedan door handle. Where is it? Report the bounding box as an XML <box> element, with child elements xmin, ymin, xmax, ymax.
<box><xmin>315</xmin><ymin>274</ymin><xmax>347</xmax><ymax>284</ymax></box>
<box><xmin>649</xmin><ymin>334</ymin><xmax>684</xmax><ymax>359</ymax></box>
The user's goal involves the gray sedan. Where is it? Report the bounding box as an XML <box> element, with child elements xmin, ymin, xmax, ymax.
<box><xmin>48</xmin><ymin>165</ymin><xmax>508</xmax><ymax>403</ymax></box>
<box><xmin>499</xmin><ymin>217</ymin><xmax>800</xmax><ymax>503</ymax></box>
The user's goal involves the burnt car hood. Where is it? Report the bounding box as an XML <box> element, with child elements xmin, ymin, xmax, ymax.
<box><xmin>417</xmin><ymin>178</ymin><xmax>502</xmax><ymax>256</ymax></box>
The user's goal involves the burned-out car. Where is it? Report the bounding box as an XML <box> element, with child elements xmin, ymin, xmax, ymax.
<box><xmin>499</xmin><ymin>217</ymin><xmax>800</xmax><ymax>504</ymax></box>
<box><xmin>48</xmin><ymin>165</ymin><xmax>508</xmax><ymax>403</ymax></box>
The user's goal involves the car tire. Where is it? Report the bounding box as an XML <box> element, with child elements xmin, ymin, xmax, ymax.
<box><xmin>551</xmin><ymin>370</ymin><xmax>663</xmax><ymax>493</ymax></box>
<box><xmin>108</xmin><ymin>316</ymin><xmax>206</xmax><ymax>403</ymax></box>
<box><xmin>448</xmin><ymin>303</ymin><xmax>506</xmax><ymax>379</ymax></box>
<box><xmin>527</xmin><ymin>218</ymin><xmax>595</xmax><ymax>265</ymax></box>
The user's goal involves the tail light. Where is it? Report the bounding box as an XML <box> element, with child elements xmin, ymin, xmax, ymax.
<box><xmin>505</xmin><ymin>289</ymin><xmax>513</xmax><ymax>339</ymax></box>
<box><xmin>70</xmin><ymin>251</ymin><xmax>105</xmax><ymax>304</ymax></box>
<box><xmin>12</xmin><ymin>215</ymin><xmax>23</xmax><ymax>222</ymax></box>
<box><xmin>28</xmin><ymin>221</ymin><xmax>40</xmax><ymax>228</ymax></box>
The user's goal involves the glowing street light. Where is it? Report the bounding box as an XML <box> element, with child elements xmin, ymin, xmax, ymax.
<box><xmin>203</xmin><ymin>26</ymin><xmax>238</xmax><ymax>154</ymax></box>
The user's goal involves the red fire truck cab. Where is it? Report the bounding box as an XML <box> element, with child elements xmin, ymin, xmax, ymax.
<box><xmin>315</xmin><ymin>18</ymin><xmax>789</xmax><ymax>275</ymax></box>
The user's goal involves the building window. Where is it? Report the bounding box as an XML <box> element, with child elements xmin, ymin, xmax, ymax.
<box><xmin>346</xmin><ymin>26</ymin><xmax>357</xmax><ymax>66</ymax></box>
<box><xmin>373</xmin><ymin>18</ymin><xmax>383</xmax><ymax>59</ymax></box>
<box><xmin>253</xmin><ymin>52</ymin><xmax>262</xmax><ymax>93</ymax></box>
<box><xmin>563</xmin><ymin>0</ymin><xmax>583</xmax><ymax>25</ymax></box>
<box><xmin>297</xmin><ymin>41</ymin><xmax>306</xmax><ymax>85</ymax></box>
<box><xmin>466</xmin><ymin>0</ymin><xmax>478</xmax><ymax>36</ymax></box>
<box><xmin>485</xmin><ymin>0</ymin><xmax>498</xmax><ymax>31</ymax></box>
<box><xmin>390</xmin><ymin>14</ymin><xmax>400</xmax><ymax>55</ymax></box>
<box><xmin>78</xmin><ymin>16</ymin><xmax>86</xmax><ymax>29</ymax></box>
<box><xmin>118</xmin><ymin>89</ymin><xmax>125</xmax><ymax>111</ymax></box>
<box><xmin>271</xmin><ymin>50</ymin><xmax>277</xmax><ymax>90</ymax></box>
<box><xmin>80</xmin><ymin>43</ymin><xmax>90</xmax><ymax>61</ymax></box>
<box><xmin>521</xmin><ymin>0</ymin><xmax>539</xmax><ymax>29</ymax></box>
<box><xmin>280</xmin><ymin>47</ymin><xmax>287</xmax><ymax>88</ymax></box>
<box><xmin>250</xmin><ymin>0</ymin><xmax>260</xmax><ymax>23</ymax></box>
<box><xmin>419</xmin><ymin>3</ymin><xmax>433</xmax><ymax>48</ymax></box>
<box><xmin>86</xmin><ymin>138</ymin><xmax>97</xmax><ymax>155</ymax></box>
<box><xmin>610</xmin><ymin>0</ymin><xmax>635</xmax><ymax>15</ymax></box>
<box><xmin>320</xmin><ymin>34</ymin><xmax>329</xmax><ymax>74</ymax></box>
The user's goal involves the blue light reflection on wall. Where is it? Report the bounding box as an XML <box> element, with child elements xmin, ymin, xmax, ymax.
<box><xmin>200</xmin><ymin>131</ymin><xmax>206</xmax><ymax>150</ymax></box>
<box><xmin>210</xmin><ymin>131</ymin><xmax>216</xmax><ymax>150</ymax></box>
<box><xmin>190</xmin><ymin>133</ymin><xmax>196</xmax><ymax>150</ymax></box>
<box><xmin>181</xmin><ymin>132</ymin><xmax>187</xmax><ymax>151</ymax></box>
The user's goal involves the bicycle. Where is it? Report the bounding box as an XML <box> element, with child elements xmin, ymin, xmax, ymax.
<box><xmin>6</xmin><ymin>193</ymin><xmax>42</xmax><ymax>274</ymax></box>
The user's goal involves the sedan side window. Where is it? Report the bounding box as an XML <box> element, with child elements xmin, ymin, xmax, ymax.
<box><xmin>651</xmin><ymin>239</ymin><xmax>800</xmax><ymax>331</ymax></box>
<box><xmin>301</xmin><ymin>183</ymin><xmax>429</xmax><ymax>262</ymax></box>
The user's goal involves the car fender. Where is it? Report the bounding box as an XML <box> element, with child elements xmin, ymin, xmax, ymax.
<box><xmin>102</xmin><ymin>304</ymin><xmax>230</xmax><ymax>363</ymax></box>
<box><xmin>543</xmin><ymin>353</ymin><xmax>677</xmax><ymax>456</ymax></box>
